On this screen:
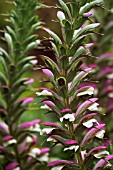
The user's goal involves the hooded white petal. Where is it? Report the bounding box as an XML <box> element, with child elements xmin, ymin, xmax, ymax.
<box><xmin>60</xmin><ymin>114</ymin><xmax>75</xmax><ymax>122</ymax></box>
<box><xmin>83</xmin><ymin>119</ymin><xmax>98</xmax><ymax>128</ymax></box>
<box><xmin>88</xmin><ymin>102</ymin><xmax>99</xmax><ymax>111</ymax></box>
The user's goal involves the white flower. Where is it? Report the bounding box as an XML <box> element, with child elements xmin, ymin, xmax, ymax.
<box><xmin>29</xmin><ymin>124</ymin><xmax>41</xmax><ymax>132</ymax></box>
<box><xmin>107</xmin><ymin>73</ymin><xmax>113</xmax><ymax>79</ymax></box>
<box><xmin>4</xmin><ymin>139</ymin><xmax>17</xmax><ymax>147</ymax></box>
<box><xmin>29</xmin><ymin>148</ymin><xmax>41</xmax><ymax>158</ymax></box>
<box><xmin>51</xmin><ymin>166</ymin><xmax>64</xmax><ymax>170</ymax></box>
<box><xmin>108</xmin><ymin>93</ymin><xmax>113</xmax><ymax>98</ymax></box>
<box><xmin>94</xmin><ymin>150</ymin><xmax>109</xmax><ymax>158</ymax></box>
<box><xmin>40</xmin><ymin>128</ymin><xmax>54</xmax><ymax>135</ymax></box>
<box><xmin>47</xmin><ymin>137</ymin><xmax>57</xmax><ymax>142</ymax></box>
<box><xmin>83</xmin><ymin>119</ymin><xmax>98</xmax><ymax>128</ymax></box>
<box><xmin>60</xmin><ymin>114</ymin><xmax>75</xmax><ymax>122</ymax></box>
<box><xmin>88</xmin><ymin>102</ymin><xmax>99</xmax><ymax>111</ymax></box>
<box><xmin>64</xmin><ymin>145</ymin><xmax>79</xmax><ymax>152</ymax></box>
<box><xmin>40</xmin><ymin>104</ymin><xmax>52</xmax><ymax>110</ymax></box>
<box><xmin>77</xmin><ymin>87</ymin><xmax>94</xmax><ymax>97</ymax></box>
<box><xmin>38</xmin><ymin>153</ymin><xmax>49</xmax><ymax>162</ymax></box>
<box><xmin>36</xmin><ymin>90</ymin><xmax>53</xmax><ymax>96</ymax></box>
<box><xmin>95</xmin><ymin>130</ymin><xmax>105</xmax><ymax>139</ymax></box>
<box><xmin>26</xmin><ymin>136</ymin><xmax>33</xmax><ymax>143</ymax></box>
<box><xmin>13</xmin><ymin>168</ymin><xmax>20</xmax><ymax>170</ymax></box>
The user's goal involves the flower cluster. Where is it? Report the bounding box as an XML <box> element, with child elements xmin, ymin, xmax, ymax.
<box><xmin>37</xmin><ymin>0</ymin><xmax>113</xmax><ymax>169</ymax></box>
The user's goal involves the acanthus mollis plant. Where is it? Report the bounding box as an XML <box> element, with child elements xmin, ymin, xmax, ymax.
<box><xmin>0</xmin><ymin>0</ymin><xmax>50</xmax><ymax>169</ymax></box>
<box><xmin>37</xmin><ymin>0</ymin><xmax>113</xmax><ymax>170</ymax></box>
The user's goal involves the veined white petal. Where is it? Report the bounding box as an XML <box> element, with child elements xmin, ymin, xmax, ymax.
<box><xmin>40</xmin><ymin>104</ymin><xmax>52</xmax><ymax>110</ymax></box>
<box><xmin>94</xmin><ymin>150</ymin><xmax>109</xmax><ymax>158</ymax></box>
<box><xmin>64</xmin><ymin>145</ymin><xmax>79</xmax><ymax>152</ymax></box>
<box><xmin>40</xmin><ymin>128</ymin><xmax>54</xmax><ymax>135</ymax></box>
<box><xmin>36</xmin><ymin>90</ymin><xmax>53</xmax><ymax>96</ymax></box>
<box><xmin>95</xmin><ymin>130</ymin><xmax>105</xmax><ymax>139</ymax></box>
<box><xmin>51</xmin><ymin>166</ymin><xmax>64</xmax><ymax>170</ymax></box>
<box><xmin>77</xmin><ymin>87</ymin><xmax>94</xmax><ymax>96</ymax></box>
<box><xmin>60</xmin><ymin>114</ymin><xmax>75</xmax><ymax>122</ymax></box>
<box><xmin>83</xmin><ymin>119</ymin><xmax>98</xmax><ymax>128</ymax></box>
<box><xmin>88</xmin><ymin>102</ymin><xmax>99</xmax><ymax>111</ymax></box>
<box><xmin>108</xmin><ymin>93</ymin><xmax>113</xmax><ymax>98</ymax></box>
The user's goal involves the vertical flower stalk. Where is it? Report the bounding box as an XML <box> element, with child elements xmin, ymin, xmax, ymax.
<box><xmin>38</xmin><ymin>0</ymin><xmax>113</xmax><ymax>169</ymax></box>
<box><xmin>0</xmin><ymin>0</ymin><xmax>50</xmax><ymax>169</ymax></box>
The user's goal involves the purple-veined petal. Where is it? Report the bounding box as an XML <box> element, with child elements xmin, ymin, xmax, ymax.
<box><xmin>61</xmin><ymin>108</ymin><xmax>71</xmax><ymax>113</ymax></box>
<box><xmin>83</xmin><ymin>12</ymin><xmax>92</xmax><ymax>17</ymax></box>
<box><xmin>48</xmin><ymin>160</ymin><xmax>75</xmax><ymax>166</ymax></box>
<box><xmin>42</xmin><ymin>69</ymin><xmax>54</xmax><ymax>78</ymax></box>
<box><xmin>65</xmin><ymin>140</ymin><xmax>78</xmax><ymax>145</ymax></box>
<box><xmin>19</xmin><ymin>97</ymin><xmax>34</xmax><ymax>106</ymax></box>
<box><xmin>5</xmin><ymin>162</ymin><xmax>19</xmax><ymax>170</ymax></box>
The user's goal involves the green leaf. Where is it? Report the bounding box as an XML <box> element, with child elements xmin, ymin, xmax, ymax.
<box><xmin>80</xmin><ymin>0</ymin><xmax>103</xmax><ymax>15</ymax></box>
<box><xmin>70</xmin><ymin>46</ymin><xmax>85</xmax><ymax>64</ymax></box>
<box><xmin>40</xmin><ymin>55</ymin><xmax>60</xmax><ymax>74</ymax></box>
<box><xmin>69</xmin><ymin>68</ymin><xmax>92</xmax><ymax>95</ymax></box>
<box><xmin>59</xmin><ymin>0</ymin><xmax>72</xmax><ymax>21</ymax></box>
<box><xmin>5</xmin><ymin>33</ymin><xmax>13</xmax><ymax>50</ymax></box>
<box><xmin>73</xmin><ymin>23</ymin><xmax>100</xmax><ymax>41</ymax></box>
<box><xmin>43</xmin><ymin>28</ymin><xmax>62</xmax><ymax>44</ymax></box>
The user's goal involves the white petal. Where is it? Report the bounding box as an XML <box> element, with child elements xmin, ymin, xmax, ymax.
<box><xmin>94</xmin><ymin>150</ymin><xmax>109</xmax><ymax>158</ymax></box>
<box><xmin>40</xmin><ymin>104</ymin><xmax>52</xmax><ymax>110</ymax></box>
<box><xmin>64</xmin><ymin>145</ymin><xmax>79</xmax><ymax>152</ymax></box>
<box><xmin>77</xmin><ymin>87</ymin><xmax>94</xmax><ymax>97</ymax></box>
<box><xmin>107</xmin><ymin>73</ymin><xmax>113</xmax><ymax>79</ymax></box>
<box><xmin>47</xmin><ymin>137</ymin><xmax>56</xmax><ymax>142</ymax></box>
<box><xmin>4</xmin><ymin>139</ymin><xmax>17</xmax><ymax>147</ymax></box>
<box><xmin>40</xmin><ymin>128</ymin><xmax>54</xmax><ymax>135</ymax></box>
<box><xmin>38</xmin><ymin>153</ymin><xmax>49</xmax><ymax>162</ymax></box>
<box><xmin>83</xmin><ymin>119</ymin><xmax>98</xmax><ymax>128</ymax></box>
<box><xmin>13</xmin><ymin>168</ymin><xmax>20</xmax><ymax>170</ymax></box>
<box><xmin>95</xmin><ymin>130</ymin><xmax>105</xmax><ymax>139</ymax></box>
<box><xmin>51</xmin><ymin>166</ymin><xmax>64</xmax><ymax>170</ymax></box>
<box><xmin>88</xmin><ymin>102</ymin><xmax>99</xmax><ymax>111</ymax></box>
<box><xmin>60</xmin><ymin>114</ymin><xmax>75</xmax><ymax>122</ymax></box>
<box><xmin>29</xmin><ymin>148</ymin><xmax>41</xmax><ymax>158</ymax></box>
<box><xmin>26</xmin><ymin>136</ymin><xmax>33</xmax><ymax>143</ymax></box>
<box><xmin>36</xmin><ymin>90</ymin><xmax>53</xmax><ymax>96</ymax></box>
